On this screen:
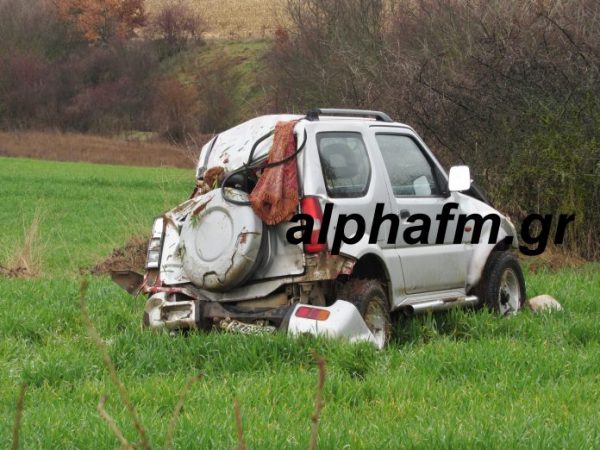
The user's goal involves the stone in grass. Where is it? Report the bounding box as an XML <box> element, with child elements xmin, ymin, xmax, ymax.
<box><xmin>527</xmin><ymin>294</ymin><xmax>563</xmax><ymax>312</ymax></box>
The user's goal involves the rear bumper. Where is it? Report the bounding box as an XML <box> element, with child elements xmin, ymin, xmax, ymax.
<box><xmin>143</xmin><ymin>292</ymin><xmax>292</xmax><ymax>331</ymax></box>
<box><xmin>143</xmin><ymin>294</ymin><xmax>379</xmax><ymax>347</ymax></box>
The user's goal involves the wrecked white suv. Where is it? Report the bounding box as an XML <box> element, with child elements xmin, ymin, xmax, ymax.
<box><xmin>113</xmin><ymin>108</ymin><xmax>526</xmax><ymax>348</ymax></box>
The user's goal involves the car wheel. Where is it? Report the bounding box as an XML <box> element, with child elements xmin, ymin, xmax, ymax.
<box><xmin>338</xmin><ymin>279</ymin><xmax>392</xmax><ymax>348</ymax></box>
<box><xmin>479</xmin><ymin>251</ymin><xmax>526</xmax><ymax>315</ymax></box>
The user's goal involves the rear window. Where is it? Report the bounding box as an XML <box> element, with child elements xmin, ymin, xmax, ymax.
<box><xmin>317</xmin><ymin>132</ymin><xmax>370</xmax><ymax>198</ymax></box>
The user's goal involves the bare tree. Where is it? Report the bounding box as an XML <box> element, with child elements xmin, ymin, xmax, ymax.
<box><xmin>149</xmin><ymin>0</ymin><xmax>206</xmax><ymax>56</ymax></box>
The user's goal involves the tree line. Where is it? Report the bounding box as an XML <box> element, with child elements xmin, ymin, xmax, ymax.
<box><xmin>0</xmin><ymin>0</ymin><xmax>206</xmax><ymax>138</ymax></box>
<box><xmin>268</xmin><ymin>0</ymin><xmax>599</xmax><ymax>259</ymax></box>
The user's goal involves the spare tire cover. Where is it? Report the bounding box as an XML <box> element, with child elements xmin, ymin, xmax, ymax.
<box><xmin>179</xmin><ymin>188</ymin><xmax>264</xmax><ymax>291</ymax></box>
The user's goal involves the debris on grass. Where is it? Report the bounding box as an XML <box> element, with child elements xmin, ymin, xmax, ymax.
<box><xmin>89</xmin><ymin>236</ymin><xmax>148</xmax><ymax>275</ymax></box>
<box><xmin>527</xmin><ymin>294</ymin><xmax>563</xmax><ymax>312</ymax></box>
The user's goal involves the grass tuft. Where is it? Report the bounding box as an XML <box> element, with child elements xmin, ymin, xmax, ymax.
<box><xmin>1</xmin><ymin>209</ymin><xmax>44</xmax><ymax>278</ymax></box>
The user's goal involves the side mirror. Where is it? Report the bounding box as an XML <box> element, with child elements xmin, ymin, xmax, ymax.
<box><xmin>448</xmin><ymin>165</ymin><xmax>471</xmax><ymax>192</ymax></box>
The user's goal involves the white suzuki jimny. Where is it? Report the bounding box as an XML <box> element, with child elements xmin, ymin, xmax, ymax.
<box><xmin>113</xmin><ymin>108</ymin><xmax>526</xmax><ymax>348</ymax></box>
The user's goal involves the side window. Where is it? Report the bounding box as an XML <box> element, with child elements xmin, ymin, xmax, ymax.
<box><xmin>317</xmin><ymin>132</ymin><xmax>371</xmax><ymax>198</ymax></box>
<box><xmin>375</xmin><ymin>134</ymin><xmax>441</xmax><ymax>196</ymax></box>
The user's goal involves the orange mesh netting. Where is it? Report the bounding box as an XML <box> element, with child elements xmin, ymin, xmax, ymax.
<box><xmin>249</xmin><ymin>120</ymin><xmax>299</xmax><ymax>225</ymax></box>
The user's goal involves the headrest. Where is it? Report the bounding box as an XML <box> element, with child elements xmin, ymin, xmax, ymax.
<box><xmin>321</xmin><ymin>143</ymin><xmax>359</xmax><ymax>179</ymax></box>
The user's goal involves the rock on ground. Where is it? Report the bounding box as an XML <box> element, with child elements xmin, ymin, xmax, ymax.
<box><xmin>527</xmin><ymin>294</ymin><xmax>563</xmax><ymax>312</ymax></box>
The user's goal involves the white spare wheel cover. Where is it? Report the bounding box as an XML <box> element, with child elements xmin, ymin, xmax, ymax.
<box><xmin>179</xmin><ymin>188</ymin><xmax>264</xmax><ymax>291</ymax></box>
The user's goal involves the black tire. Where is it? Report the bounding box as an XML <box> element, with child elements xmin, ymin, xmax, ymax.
<box><xmin>337</xmin><ymin>279</ymin><xmax>392</xmax><ymax>347</ymax></box>
<box><xmin>477</xmin><ymin>251</ymin><xmax>526</xmax><ymax>315</ymax></box>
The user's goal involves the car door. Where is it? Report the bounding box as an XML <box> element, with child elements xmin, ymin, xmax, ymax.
<box><xmin>304</xmin><ymin>122</ymin><xmax>393</xmax><ymax>248</ymax></box>
<box><xmin>301</xmin><ymin>122</ymin><xmax>406</xmax><ymax>302</ymax></box>
<box><xmin>370</xmin><ymin>128</ymin><xmax>469</xmax><ymax>294</ymax></box>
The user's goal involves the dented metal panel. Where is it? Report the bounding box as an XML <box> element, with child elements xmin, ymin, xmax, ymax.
<box><xmin>197</xmin><ymin>114</ymin><xmax>303</xmax><ymax>174</ymax></box>
<box><xmin>159</xmin><ymin>200</ymin><xmax>194</xmax><ymax>286</ymax></box>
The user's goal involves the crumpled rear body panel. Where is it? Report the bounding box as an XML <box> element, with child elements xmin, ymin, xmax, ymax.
<box><xmin>197</xmin><ymin>114</ymin><xmax>303</xmax><ymax>175</ymax></box>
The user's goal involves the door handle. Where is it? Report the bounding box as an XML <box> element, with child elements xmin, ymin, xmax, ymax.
<box><xmin>399</xmin><ymin>209</ymin><xmax>410</xmax><ymax>220</ymax></box>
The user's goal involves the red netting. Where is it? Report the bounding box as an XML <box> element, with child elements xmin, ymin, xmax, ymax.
<box><xmin>249</xmin><ymin>120</ymin><xmax>299</xmax><ymax>225</ymax></box>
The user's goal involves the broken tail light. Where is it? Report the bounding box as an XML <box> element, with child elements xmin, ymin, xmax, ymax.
<box><xmin>295</xmin><ymin>306</ymin><xmax>330</xmax><ymax>321</ymax></box>
<box><xmin>301</xmin><ymin>196</ymin><xmax>327</xmax><ymax>253</ymax></box>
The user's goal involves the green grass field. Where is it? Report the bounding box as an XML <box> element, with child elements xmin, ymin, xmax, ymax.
<box><xmin>0</xmin><ymin>157</ymin><xmax>193</xmax><ymax>275</ymax></box>
<box><xmin>1</xmin><ymin>157</ymin><xmax>599</xmax><ymax>448</ymax></box>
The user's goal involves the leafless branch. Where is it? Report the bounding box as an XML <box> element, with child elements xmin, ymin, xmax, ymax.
<box><xmin>309</xmin><ymin>351</ymin><xmax>326</xmax><ymax>450</ymax></box>
<box><xmin>79</xmin><ymin>279</ymin><xmax>151</xmax><ymax>450</ymax></box>
<box><xmin>539</xmin><ymin>10</ymin><xmax>593</xmax><ymax>69</ymax></box>
<box><xmin>11</xmin><ymin>382</ymin><xmax>27</xmax><ymax>450</ymax></box>
<box><xmin>163</xmin><ymin>373</ymin><xmax>204</xmax><ymax>450</ymax></box>
<box><xmin>97</xmin><ymin>395</ymin><xmax>134</xmax><ymax>450</ymax></box>
<box><xmin>233</xmin><ymin>398</ymin><xmax>247</xmax><ymax>450</ymax></box>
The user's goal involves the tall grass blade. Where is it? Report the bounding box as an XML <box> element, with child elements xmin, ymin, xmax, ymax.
<box><xmin>79</xmin><ymin>279</ymin><xmax>151</xmax><ymax>450</ymax></box>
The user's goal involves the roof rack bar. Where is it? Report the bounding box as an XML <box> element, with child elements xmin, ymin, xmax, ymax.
<box><xmin>305</xmin><ymin>108</ymin><xmax>393</xmax><ymax>123</ymax></box>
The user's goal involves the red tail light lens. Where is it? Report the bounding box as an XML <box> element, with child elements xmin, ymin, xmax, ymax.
<box><xmin>295</xmin><ymin>306</ymin><xmax>330</xmax><ymax>321</ymax></box>
<box><xmin>301</xmin><ymin>196</ymin><xmax>327</xmax><ymax>253</ymax></box>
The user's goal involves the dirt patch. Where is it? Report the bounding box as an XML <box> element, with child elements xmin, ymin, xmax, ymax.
<box><xmin>89</xmin><ymin>236</ymin><xmax>148</xmax><ymax>275</ymax></box>
<box><xmin>0</xmin><ymin>265</ymin><xmax>31</xmax><ymax>278</ymax></box>
<box><xmin>0</xmin><ymin>130</ymin><xmax>213</xmax><ymax>168</ymax></box>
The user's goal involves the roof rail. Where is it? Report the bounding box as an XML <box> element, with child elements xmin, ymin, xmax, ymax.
<box><xmin>305</xmin><ymin>108</ymin><xmax>393</xmax><ymax>123</ymax></box>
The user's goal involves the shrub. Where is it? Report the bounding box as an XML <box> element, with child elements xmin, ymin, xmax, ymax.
<box><xmin>267</xmin><ymin>0</ymin><xmax>387</xmax><ymax>109</ymax></box>
<box><xmin>63</xmin><ymin>77</ymin><xmax>139</xmax><ymax>132</ymax></box>
<box><xmin>0</xmin><ymin>0</ymin><xmax>72</xmax><ymax>59</ymax></box>
<box><xmin>149</xmin><ymin>0</ymin><xmax>206</xmax><ymax>57</ymax></box>
<box><xmin>0</xmin><ymin>53</ymin><xmax>55</xmax><ymax>128</ymax></box>
<box><xmin>58</xmin><ymin>42</ymin><xmax>158</xmax><ymax>131</ymax></box>
<box><xmin>56</xmin><ymin>0</ymin><xmax>145</xmax><ymax>44</ymax></box>
<box><xmin>151</xmin><ymin>76</ymin><xmax>200</xmax><ymax>140</ymax></box>
<box><xmin>195</xmin><ymin>59</ymin><xmax>236</xmax><ymax>133</ymax></box>
<box><xmin>384</xmin><ymin>0</ymin><xmax>600</xmax><ymax>257</ymax></box>
<box><xmin>0</xmin><ymin>39</ymin><xmax>160</xmax><ymax>132</ymax></box>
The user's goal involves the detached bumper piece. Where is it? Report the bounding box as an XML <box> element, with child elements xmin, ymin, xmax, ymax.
<box><xmin>286</xmin><ymin>300</ymin><xmax>380</xmax><ymax>349</ymax></box>
<box><xmin>143</xmin><ymin>295</ymin><xmax>379</xmax><ymax>348</ymax></box>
